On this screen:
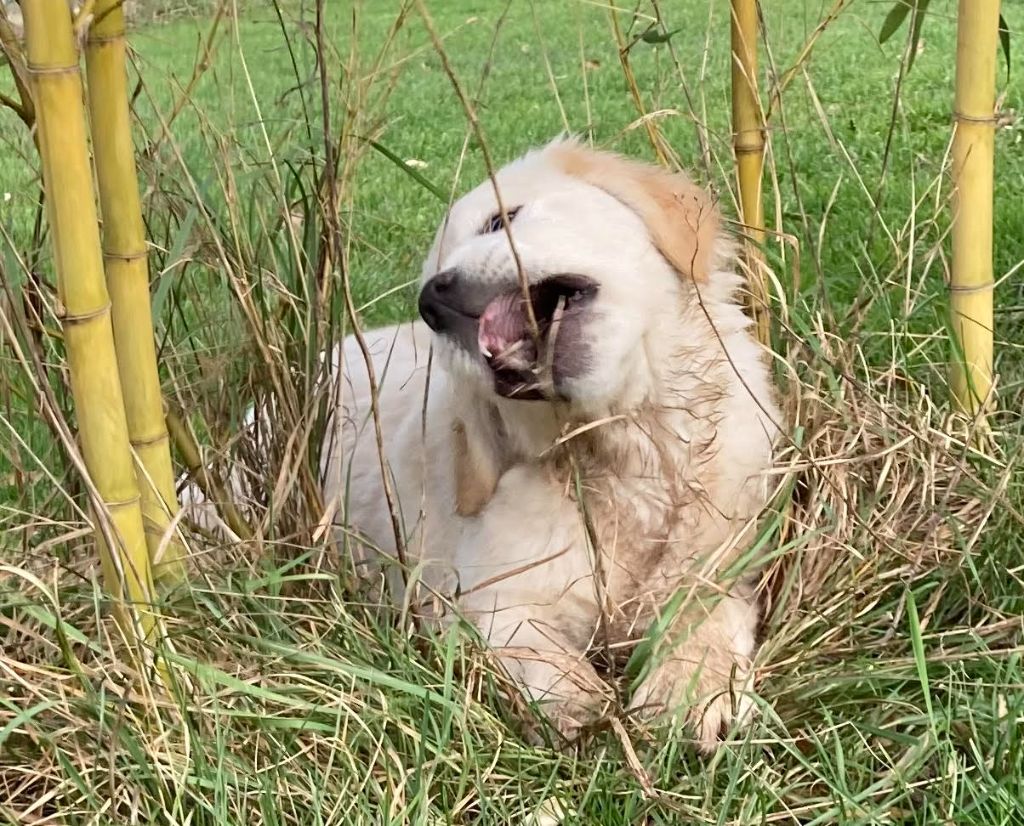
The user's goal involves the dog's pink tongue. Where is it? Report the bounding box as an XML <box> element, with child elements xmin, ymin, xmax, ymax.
<box><xmin>478</xmin><ymin>291</ymin><xmax>528</xmax><ymax>361</ymax></box>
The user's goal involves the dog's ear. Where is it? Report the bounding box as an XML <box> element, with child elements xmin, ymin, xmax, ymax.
<box><xmin>452</xmin><ymin>414</ymin><xmax>505</xmax><ymax>517</ymax></box>
<box><xmin>546</xmin><ymin>139</ymin><xmax>721</xmax><ymax>283</ymax></box>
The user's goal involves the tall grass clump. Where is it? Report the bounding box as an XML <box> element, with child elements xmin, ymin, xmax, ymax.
<box><xmin>1</xmin><ymin>1</ymin><xmax>1023</xmax><ymax>823</ymax></box>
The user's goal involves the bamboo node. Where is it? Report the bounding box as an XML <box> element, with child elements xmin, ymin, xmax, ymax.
<box><xmin>27</xmin><ymin>63</ymin><xmax>82</xmax><ymax>76</ymax></box>
<box><xmin>103</xmin><ymin>249</ymin><xmax>149</xmax><ymax>262</ymax></box>
<box><xmin>131</xmin><ymin>431</ymin><xmax>171</xmax><ymax>449</ymax></box>
<box><xmin>103</xmin><ymin>494</ymin><xmax>143</xmax><ymax>511</ymax></box>
<box><xmin>60</xmin><ymin>301</ymin><xmax>112</xmax><ymax>324</ymax></box>
<box><xmin>948</xmin><ymin>281</ymin><xmax>995</xmax><ymax>295</ymax></box>
<box><xmin>87</xmin><ymin>33</ymin><xmax>126</xmax><ymax>45</ymax></box>
<box><xmin>952</xmin><ymin>110</ymin><xmax>999</xmax><ymax>125</ymax></box>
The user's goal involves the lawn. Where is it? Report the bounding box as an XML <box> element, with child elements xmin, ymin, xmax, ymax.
<box><xmin>1</xmin><ymin>1</ymin><xmax>1023</xmax><ymax>824</ymax></box>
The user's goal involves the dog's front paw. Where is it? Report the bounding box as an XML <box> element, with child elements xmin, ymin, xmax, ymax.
<box><xmin>540</xmin><ymin>690</ymin><xmax>610</xmax><ymax>743</ymax></box>
<box><xmin>510</xmin><ymin>654</ymin><xmax>613</xmax><ymax>746</ymax></box>
<box><xmin>526</xmin><ymin>663</ymin><xmax>617</xmax><ymax>746</ymax></box>
<box><xmin>629</xmin><ymin>653</ymin><xmax>756</xmax><ymax>753</ymax></box>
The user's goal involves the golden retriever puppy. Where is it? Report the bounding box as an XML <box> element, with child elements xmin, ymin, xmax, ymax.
<box><xmin>326</xmin><ymin>137</ymin><xmax>780</xmax><ymax>751</ymax></box>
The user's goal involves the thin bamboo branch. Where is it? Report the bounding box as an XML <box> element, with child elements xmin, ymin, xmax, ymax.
<box><xmin>0</xmin><ymin>10</ymin><xmax>36</xmax><ymax>128</ymax></box>
<box><xmin>608</xmin><ymin>8</ymin><xmax>669</xmax><ymax>166</ymax></box>
<box><xmin>950</xmin><ymin>0</ymin><xmax>1000</xmax><ymax>420</ymax></box>
<box><xmin>731</xmin><ymin>0</ymin><xmax>770</xmax><ymax>345</ymax></box>
<box><xmin>165</xmin><ymin>409</ymin><xmax>254</xmax><ymax>542</ymax></box>
<box><xmin>763</xmin><ymin>0</ymin><xmax>850</xmax><ymax>122</ymax></box>
<box><xmin>85</xmin><ymin>0</ymin><xmax>187</xmax><ymax>583</ymax></box>
<box><xmin>22</xmin><ymin>0</ymin><xmax>156</xmax><ymax>637</ymax></box>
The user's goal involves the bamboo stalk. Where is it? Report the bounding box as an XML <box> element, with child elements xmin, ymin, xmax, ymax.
<box><xmin>730</xmin><ymin>0</ymin><xmax>770</xmax><ymax>345</ymax></box>
<box><xmin>950</xmin><ymin>0</ymin><xmax>1000</xmax><ymax>419</ymax></box>
<box><xmin>84</xmin><ymin>0</ymin><xmax>187</xmax><ymax>583</ymax></box>
<box><xmin>23</xmin><ymin>0</ymin><xmax>156</xmax><ymax>637</ymax></box>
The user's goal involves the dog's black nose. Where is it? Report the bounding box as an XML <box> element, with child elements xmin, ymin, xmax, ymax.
<box><xmin>419</xmin><ymin>268</ymin><xmax>462</xmax><ymax>333</ymax></box>
<box><xmin>430</xmin><ymin>268</ymin><xmax>457</xmax><ymax>293</ymax></box>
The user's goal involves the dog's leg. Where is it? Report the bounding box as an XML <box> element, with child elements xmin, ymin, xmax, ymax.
<box><xmin>468</xmin><ymin>603</ymin><xmax>610</xmax><ymax>742</ymax></box>
<box><xmin>453</xmin><ymin>466</ymin><xmax>609</xmax><ymax>740</ymax></box>
<box><xmin>452</xmin><ymin>408</ymin><xmax>506</xmax><ymax>517</ymax></box>
<box><xmin>629</xmin><ymin>582</ymin><xmax>759</xmax><ymax>752</ymax></box>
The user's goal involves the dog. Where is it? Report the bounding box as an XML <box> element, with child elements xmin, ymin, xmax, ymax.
<box><xmin>320</xmin><ymin>137</ymin><xmax>781</xmax><ymax>751</ymax></box>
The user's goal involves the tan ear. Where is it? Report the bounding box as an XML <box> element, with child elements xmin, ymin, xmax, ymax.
<box><xmin>547</xmin><ymin>140</ymin><xmax>721</xmax><ymax>282</ymax></box>
<box><xmin>452</xmin><ymin>415</ymin><xmax>504</xmax><ymax>517</ymax></box>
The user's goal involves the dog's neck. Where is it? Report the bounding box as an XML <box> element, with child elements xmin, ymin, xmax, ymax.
<box><xmin>484</xmin><ymin>340</ymin><xmax>728</xmax><ymax>493</ymax></box>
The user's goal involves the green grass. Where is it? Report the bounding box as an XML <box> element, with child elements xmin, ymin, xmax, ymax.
<box><xmin>2</xmin><ymin>1</ymin><xmax>1024</xmax><ymax>823</ymax></box>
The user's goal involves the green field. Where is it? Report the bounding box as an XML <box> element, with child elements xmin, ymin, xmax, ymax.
<box><xmin>2</xmin><ymin>1</ymin><xmax>1024</xmax><ymax>823</ymax></box>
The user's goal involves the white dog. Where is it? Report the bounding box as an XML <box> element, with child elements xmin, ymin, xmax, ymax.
<box><xmin>321</xmin><ymin>137</ymin><xmax>780</xmax><ymax>751</ymax></box>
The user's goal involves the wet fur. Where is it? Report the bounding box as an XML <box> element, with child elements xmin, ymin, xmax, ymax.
<box><xmin>322</xmin><ymin>138</ymin><xmax>781</xmax><ymax>750</ymax></box>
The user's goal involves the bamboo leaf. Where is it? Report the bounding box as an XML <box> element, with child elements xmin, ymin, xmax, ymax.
<box><xmin>999</xmin><ymin>13</ymin><xmax>1011</xmax><ymax>81</ymax></box>
<box><xmin>365</xmin><ymin>138</ymin><xmax>447</xmax><ymax>202</ymax></box>
<box><xmin>879</xmin><ymin>1</ymin><xmax>912</xmax><ymax>44</ymax></box>
<box><xmin>640</xmin><ymin>27</ymin><xmax>681</xmax><ymax>44</ymax></box>
<box><xmin>905</xmin><ymin>0</ymin><xmax>932</xmax><ymax>75</ymax></box>
<box><xmin>152</xmin><ymin>205</ymin><xmax>197</xmax><ymax>321</ymax></box>
<box><xmin>878</xmin><ymin>0</ymin><xmax>933</xmax><ymax>75</ymax></box>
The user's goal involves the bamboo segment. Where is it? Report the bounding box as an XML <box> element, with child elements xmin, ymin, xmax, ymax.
<box><xmin>730</xmin><ymin>0</ymin><xmax>769</xmax><ymax>345</ymax></box>
<box><xmin>84</xmin><ymin>0</ymin><xmax>186</xmax><ymax>583</ymax></box>
<box><xmin>950</xmin><ymin>0</ymin><xmax>1000</xmax><ymax>418</ymax></box>
<box><xmin>23</xmin><ymin>0</ymin><xmax>156</xmax><ymax>636</ymax></box>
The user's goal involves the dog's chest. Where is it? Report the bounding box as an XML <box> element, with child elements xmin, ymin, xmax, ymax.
<box><xmin>557</xmin><ymin>420</ymin><xmax>728</xmax><ymax>630</ymax></box>
<box><xmin>567</xmin><ymin>473</ymin><xmax>694</xmax><ymax>610</ymax></box>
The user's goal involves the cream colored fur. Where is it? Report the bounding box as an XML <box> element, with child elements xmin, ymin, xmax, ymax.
<box><xmin>321</xmin><ymin>138</ymin><xmax>781</xmax><ymax>751</ymax></box>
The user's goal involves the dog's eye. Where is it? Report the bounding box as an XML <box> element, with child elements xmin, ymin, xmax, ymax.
<box><xmin>481</xmin><ymin>207</ymin><xmax>520</xmax><ymax>234</ymax></box>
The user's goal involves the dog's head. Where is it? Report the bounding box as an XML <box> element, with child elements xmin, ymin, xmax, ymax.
<box><xmin>418</xmin><ymin>137</ymin><xmax>723</xmax><ymax>413</ymax></box>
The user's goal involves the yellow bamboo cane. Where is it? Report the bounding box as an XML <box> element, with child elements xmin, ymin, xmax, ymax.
<box><xmin>950</xmin><ymin>0</ymin><xmax>1000</xmax><ymax>419</ymax></box>
<box><xmin>84</xmin><ymin>0</ymin><xmax>186</xmax><ymax>583</ymax></box>
<box><xmin>730</xmin><ymin>0</ymin><xmax>769</xmax><ymax>345</ymax></box>
<box><xmin>23</xmin><ymin>0</ymin><xmax>156</xmax><ymax>637</ymax></box>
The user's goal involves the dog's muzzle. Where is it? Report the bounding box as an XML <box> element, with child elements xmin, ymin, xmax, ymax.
<box><xmin>418</xmin><ymin>268</ymin><xmax>598</xmax><ymax>400</ymax></box>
